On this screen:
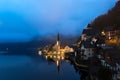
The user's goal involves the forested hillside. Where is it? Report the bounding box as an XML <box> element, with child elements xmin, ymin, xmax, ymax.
<box><xmin>91</xmin><ymin>1</ymin><xmax>120</xmax><ymax>30</ymax></box>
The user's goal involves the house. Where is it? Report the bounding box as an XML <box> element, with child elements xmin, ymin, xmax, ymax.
<box><xmin>64</xmin><ymin>46</ymin><xmax>74</xmax><ymax>53</ymax></box>
<box><xmin>81</xmin><ymin>40</ymin><xmax>95</xmax><ymax>60</ymax></box>
<box><xmin>79</xmin><ymin>28</ymin><xmax>101</xmax><ymax>60</ymax></box>
<box><xmin>81</xmin><ymin>28</ymin><xmax>101</xmax><ymax>41</ymax></box>
<box><xmin>105</xmin><ymin>26</ymin><xmax>120</xmax><ymax>46</ymax></box>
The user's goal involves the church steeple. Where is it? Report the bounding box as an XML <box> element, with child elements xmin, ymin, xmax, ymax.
<box><xmin>57</xmin><ymin>33</ymin><xmax>60</xmax><ymax>41</ymax></box>
<box><xmin>57</xmin><ymin>33</ymin><xmax>60</xmax><ymax>46</ymax></box>
<box><xmin>53</xmin><ymin>33</ymin><xmax>60</xmax><ymax>52</ymax></box>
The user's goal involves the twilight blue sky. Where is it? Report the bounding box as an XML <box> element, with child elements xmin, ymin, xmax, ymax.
<box><xmin>0</xmin><ymin>0</ymin><xmax>117</xmax><ymax>42</ymax></box>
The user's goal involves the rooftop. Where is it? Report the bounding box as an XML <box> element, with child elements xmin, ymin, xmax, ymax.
<box><xmin>82</xmin><ymin>28</ymin><xmax>100</xmax><ymax>36</ymax></box>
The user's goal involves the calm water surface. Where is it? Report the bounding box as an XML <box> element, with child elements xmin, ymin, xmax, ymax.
<box><xmin>0</xmin><ymin>51</ymin><xmax>88</xmax><ymax>80</ymax></box>
<box><xmin>0</xmin><ymin>47</ymin><xmax>90</xmax><ymax>80</ymax></box>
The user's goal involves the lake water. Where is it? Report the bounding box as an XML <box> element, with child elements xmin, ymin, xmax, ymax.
<box><xmin>0</xmin><ymin>51</ymin><xmax>89</xmax><ymax>80</ymax></box>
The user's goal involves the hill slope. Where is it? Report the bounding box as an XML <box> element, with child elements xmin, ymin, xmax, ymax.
<box><xmin>91</xmin><ymin>1</ymin><xmax>120</xmax><ymax>30</ymax></box>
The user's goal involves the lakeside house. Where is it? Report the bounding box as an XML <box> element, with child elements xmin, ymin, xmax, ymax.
<box><xmin>80</xmin><ymin>28</ymin><xmax>100</xmax><ymax>60</ymax></box>
<box><xmin>81</xmin><ymin>40</ymin><xmax>95</xmax><ymax>60</ymax></box>
<box><xmin>81</xmin><ymin>28</ymin><xmax>100</xmax><ymax>41</ymax></box>
<box><xmin>99</xmin><ymin>48</ymin><xmax>120</xmax><ymax>79</ymax></box>
<box><xmin>78</xmin><ymin>26</ymin><xmax>120</xmax><ymax>79</ymax></box>
<box><xmin>104</xmin><ymin>26</ymin><xmax>120</xmax><ymax>47</ymax></box>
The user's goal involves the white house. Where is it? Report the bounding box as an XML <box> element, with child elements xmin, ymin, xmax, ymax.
<box><xmin>81</xmin><ymin>40</ymin><xmax>95</xmax><ymax>60</ymax></box>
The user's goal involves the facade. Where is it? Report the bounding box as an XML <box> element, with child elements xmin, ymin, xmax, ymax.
<box><xmin>81</xmin><ymin>40</ymin><xmax>95</xmax><ymax>60</ymax></box>
<box><xmin>81</xmin><ymin>28</ymin><xmax>100</xmax><ymax>41</ymax></box>
<box><xmin>105</xmin><ymin>30</ymin><xmax>117</xmax><ymax>40</ymax></box>
<box><xmin>64</xmin><ymin>46</ymin><xmax>74</xmax><ymax>53</ymax></box>
<box><xmin>105</xmin><ymin>29</ymin><xmax>120</xmax><ymax>46</ymax></box>
<box><xmin>80</xmin><ymin>28</ymin><xmax>100</xmax><ymax>60</ymax></box>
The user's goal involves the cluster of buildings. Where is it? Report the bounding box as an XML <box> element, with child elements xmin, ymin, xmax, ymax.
<box><xmin>43</xmin><ymin>33</ymin><xmax>74</xmax><ymax>56</ymax></box>
<box><xmin>52</xmin><ymin>33</ymin><xmax>74</xmax><ymax>54</ymax></box>
<box><xmin>105</xmin><ymin>27</ymin><xmax>120</xmax><ymax>47</ymax></box>
<box><xmin>77</xmin><ymin>27</ymin><xmax>101</xmax><ymax>60</ymax></box>
<box><xmin>41</xmin><ymin>33</ymin><xmax>74</xmax><ymax>73</ymax></box>
<box><xmin>76</xmin><ymin>26</ymin><xmax>120</xmax><ymax>60</ymax></box>
<box><xmin>75</xmin><ymin>26</ymin><xmax>120</xmax><ymax>79</ymax></box>
<box><xmin>41</xmin><ymin>26</ymin><xmax>120</xmax><ymax>62</ymax></box>
<box><xmin>38</xmin><ymin>26</ymin><xmax>120</xmax><ymax>79</ymax></box>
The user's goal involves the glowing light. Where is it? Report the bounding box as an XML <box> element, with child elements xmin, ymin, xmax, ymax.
<box><xmin>92</xmin><ymin>38</ymin><xmax>97</xmax><ymax>42</ymax></box>
<box><xmin>101</xmin><ymin>31</ymin><xmax>105</xmax><ymax>36</ymax></box>
<box><xmin>50</xmin><ymin>55</ymin><xmax>52</xmax><ymax>58</ymax></box>
<box><xmin>57</xmin><ymin>56</ymin><xmax>60</xmax><ymax>59</ymax></box>
<box><xmin>53</xmin><ymin>51</ymin><xmax>56</xmax><ymax>54</ymax></box>
<box><xmin>54</xmin><ymin>55</ymin><xmax>56</xmax><ymax>58</ymax></box>
<box><xmin>38</xmin><ymin>51</ymin><xmax>42</xmax><ymax>55</ymax></box>
<box><xmin>109</xmin><ymin>37</ymin><xmax>111</xmax><ymax>40</ymax></box>
<box><xmin>57</xmin><ymin>41</ymin><xmax>59</xmax><ymax>45</ymax></box>
<box><xmin>45</xmin><ymin>56</ymin><xmax>48</xmax><ymax>59</ymax></box>
<box><xmin>56</xmin><ymin>60</ymin><xmax>59</xmax><ymax>67</ymax></box>
<box><xmin>58</xmin><ymin>51</ymin><xmax>60</xmax><ymax>54</ymax></box>
<box><xmin>62</xmin><ymin>56</ymin><xmax>64</xmax><ymax>60</ymax></box>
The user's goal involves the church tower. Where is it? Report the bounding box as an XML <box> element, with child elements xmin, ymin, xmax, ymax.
<box><xmin>57</xmin><ymin>33</ymin><xmax>60</xmax><ymax>46</ymax></box>
<box><xmin>56</xmin><ymin>33</ymin><xmax>60</xmax><ymax>52</ymax></box>
<box><xmin>53</xmin><ymin>33</ymin><xmax>61</xmax><ymax>52</ymax></box>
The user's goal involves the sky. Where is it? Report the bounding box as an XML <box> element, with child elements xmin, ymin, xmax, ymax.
<box><xmin>0</xmin><ymin>0</ymin><xmax>117</xmax><ymax>42</ymax></box>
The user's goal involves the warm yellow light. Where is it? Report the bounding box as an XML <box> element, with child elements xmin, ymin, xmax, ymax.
<box><xmin>54</xmin><ymin>55</ymin><xmax>56</xmax><ymax>58</ymax></box>
<box><xmin>57</xmin><ymin>56</ymin><xmax>60</xmax><ymax>59</ymax></box>
<box><xmin>61</xmin><ymin>51</ymin><xmax>64</xmax><ymax>54</ymax></box>
<box><xmin>58</xmin><ymin>51</ymin><xmax>60</xmax><ymax>54</ymax></box>
<box><xmin>50</xmin><ymin>55</ymin><xmax>52</xmax><ymax>58</ymax></box>
<box><xmin>62</xmin><ymin>56</ymin><xmax>64</xmax><ymax>60</ymax></box>
<box><xmin>101</xmin><ymin>31</ymin><xmax>105</xmax><ymax>35</ymax></box>
<box><xmin>53</xmin><ymin>51</ymin><xmax>56</xmax><ymax>54</ymax></box>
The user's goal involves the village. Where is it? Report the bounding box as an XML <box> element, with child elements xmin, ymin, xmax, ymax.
<box><xmin>39</xmin><ymin>25</ymin><xmax>120</xmax><ymax>80</ymax></box>
<box><xmin>72</xmin><ymin>26</ymin><xmax>120</xmax><ymax>80</ymax></box>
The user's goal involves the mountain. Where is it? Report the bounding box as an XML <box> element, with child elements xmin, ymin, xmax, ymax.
<box><xmin>90</xmin><ymin>1</ymin><xmax>120</xmax><ymax>30</ymax></box>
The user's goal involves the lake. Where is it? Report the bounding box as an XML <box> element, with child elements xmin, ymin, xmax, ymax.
<box><xmin>0</xmin><ymin>50</ymin><xmax>89</xmax><ymax>80</ymax></box>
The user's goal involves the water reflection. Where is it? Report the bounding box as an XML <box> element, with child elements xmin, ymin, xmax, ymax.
<box><xmin>41</xmin><ymin>51</ymin><xmax>90</xmax><ymax>80</ymax></box>
<box><xmin>73</xmin><ymin>63</ymin><xmax>90</xmax><ymax>80</ymax></box>
<box><xmin>44</xmin><ymin>52</ymin><xmax>64</xmax><ymax>73</ymax></box>
<box><xmin>0</xmin><ymin>49</ymin><xmax>90</xmax><ymax>80</ymax></box>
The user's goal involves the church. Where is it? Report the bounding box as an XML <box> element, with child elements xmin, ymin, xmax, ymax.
<box><xmin>53</xmin><ymin>33</ymin><xmax>61</xmax><ymax>52</ymax></box>
<box><xmin>53</xmin><ymin>33</ymin><xmax>74</xmax><ymax>54</ymax></box>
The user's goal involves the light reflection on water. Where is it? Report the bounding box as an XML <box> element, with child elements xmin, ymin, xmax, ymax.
<box><xmin>0</xmin><ymin>54</ymin><xmax>81</xmax><ymax>80</ymax></box>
